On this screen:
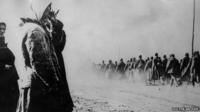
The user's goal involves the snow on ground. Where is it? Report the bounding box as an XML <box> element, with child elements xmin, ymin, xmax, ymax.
<box><xmin>70</xmin><ymin>70</ymin><xmax>200</xmax><ymax>112</ymax></box>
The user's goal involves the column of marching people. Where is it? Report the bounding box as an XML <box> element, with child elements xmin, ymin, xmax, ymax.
<box><xmin>94</xmin><ymin>52</ymin><xmax>200</xmax><ymax>87</ymax></box>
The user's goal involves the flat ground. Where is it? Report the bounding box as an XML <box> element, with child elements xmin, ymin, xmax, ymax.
<box><xmin>70</xmin><ymin>72</ymin><xmax>200</xmax><ymax>112</ymax></box>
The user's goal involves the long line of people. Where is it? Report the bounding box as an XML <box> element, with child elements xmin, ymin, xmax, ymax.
<box><xmin>94</xmin><ymin>52</ymin><xmax>200</xmax><ymax>87</ymax></box>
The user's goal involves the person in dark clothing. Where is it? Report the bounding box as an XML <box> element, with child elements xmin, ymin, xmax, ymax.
<box><xmin>162</xmin><ymin>55</ymin><xmax>168</xmax><ymax>84</ymax></box>
<box><xmin>131</xmin><ymin>57</ymin><xmax>136</xmax><ymax>70</ymax></box>
<box><xmin>0</xmin><ymin>22</ymin><xmax>19</xmax><ymax>112</ymax></box>
<box><xmin>51</xmin><ymin>19</ymin><xmax>74</xmax><ymax>111</ymax></box>
<box><xmin>180</xmin><ymin>53</ymin><xmax>191</xmax><ymax>83</ymax></box>
<box><xmin>152</xmin><ymin>53</ymin><xmax>162</xmax><ymax>84</ymax></box>
<box><xmin>117</xmin><ymin>58</ymin><xmax>126</xmax><ymax>78</ymax></box>
<box><xmin>190</xmin><ymin>51</ymin><xmax>200</xmax><ymax>86</ymax></box>
<box><xmin>166</xmin><ymin>54</ymin><xmax>180</xmax><ymax>86</ymax></box>
<box><xmin>107</xmin><ymin>60</ymin><xmax>115</xmax><ymax>72</ymax></box>
<box><xmin>17</xmin><ymin>4</ymin><xmax>74</xmax><ymax>112</ymax></box>
<box><xmin>162</xmin><ymin>55</ymin><xmax>168</xmax><ymax>70</ymax></box>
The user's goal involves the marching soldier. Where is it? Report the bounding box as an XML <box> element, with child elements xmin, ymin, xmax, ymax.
<box><xmin>152</xmin><ymin>53</ymin><xmax>162</xmax><ymax>84</ymax></box>
<box><xmin>180</xmin><ymin>53</ymin><xmax>191</xmax><ymax>84</ymax></box>
<box><xmin>144</xmin><ymin>57</ymin><xmax>153</xmax><ymax>85</ymax></box>
<box><xmin>190</xmin><ymin>51</ymin><xmax>200</xmax><ymax>86</ymax></box>
<box><xmin>117</xmin><ymin>58</ymin><xmax>126</xmax><ymax>78</ymax></box>
<box><xmin>166</xmin><ymin>54</ymin><xmax>180</xmax><ymax>86</ymax></box>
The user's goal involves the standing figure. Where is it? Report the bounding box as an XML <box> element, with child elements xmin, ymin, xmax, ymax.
<box><xmin>17</xmin><ymin>4</ymin><xmax>74</xmax><ymax>112</ymax></box>
<box><xmin>117</xmin><ymin>58</ymin><xmax>126</xmax><ymax>79</ymax></box>
<box><xmin>180</xmin><ymin>53</ymin><xmax>191</xmax><ymax>84</ymax></box>
<box><xmin>130</xmin><ymin>57</ymin><xmax>137</xmax><ymax>81</ymax></box>
<box><xmin>162</xmin><ymin>55</ymin><xmax>168</xmax><ymax>82</ymax></box>
<box><xmin>101</xmin><ymin>60</ymin><xmax>107</xmax><ymax>73</ymax></box>
<box><xmin>127</xmin><ymin>59</ymin><xmax>134</xmax><ymax>81</ymax></box>
<box><xmin>190</xmin><ymin>51</ymin><xmax>200</xmax><ymax>86</ymax></box>
<box><xmin>152</xmin><ymin>53</ymin><xmax>162</xmax><ymax>85</ymax></box>
<box><xmin>144</xmin><ymin>57</ymin><xmax>153</xmax><ymax>85</ymax></box>
<box><xmin>105</xmin><ymin>60</ymin><xmax>115</xmax><ymax>78</ymax></box>
<box><xmin>114</xmin><ymin>61</ymin><xmax>118</xmax><ymax>72</ymax></box>
<box><xmin>166</xmin><ymin>54</ymin><xmax>180</xmax><ymax>86</ymax></box>
<box><xmin>0</xmin><ymin>22</ymin><xmax>19</xmax><ymax>112</ymax></box>
<box><xmin>125</xmin><ymin>59</ymin><xmax>133</xmax><ymax>81</ymax></box>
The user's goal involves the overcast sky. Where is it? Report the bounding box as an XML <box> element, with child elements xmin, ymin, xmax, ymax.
<box><xmin>0</xmin><ymin>0</ymin><xmax>200</xmax><ymax>68</ymax></box>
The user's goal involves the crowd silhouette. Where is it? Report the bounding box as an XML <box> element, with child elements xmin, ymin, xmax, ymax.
<box><xmin>94</xmin><ymin>52</ymin><xmax>200</xmax><ymax>87</ymax></box>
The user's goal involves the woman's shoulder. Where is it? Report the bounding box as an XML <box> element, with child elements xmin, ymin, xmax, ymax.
<box><xmin>0</xmin><ymin>47</ymin><xmax>14</xmax><ymax>56</ymax></box>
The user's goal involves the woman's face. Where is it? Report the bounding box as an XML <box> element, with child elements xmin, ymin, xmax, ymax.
<box><xmin>0</xmin><ymin>24</ymin><xmax>6</xmax><ymax>37</ymax></box>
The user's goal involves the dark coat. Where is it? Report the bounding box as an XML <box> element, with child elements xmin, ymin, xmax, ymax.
<box><xmin>162</xmin><ymin>58</ymin><xmax>168</xmax><ymax>71</ymax></box>
<box><xmin>153</xmin><ymin>57</ymin><xmax>162</xmax><ymax>71</ymax></box>
<box><xmin>117</xmin><ymin>62</ymin><xmax>126</xmax><ymax>74</ymax></box>
<box><xmin>190</xmin><ymin>56</ymin><xmax>200</xmax><ymax>75</ymax></box>
<box><xmin>166</xmin><ymin>58</ymin><xmax>180</xmax><ymax>77</ymax></box>
<box><xmin>52</xmin><ymin>24</ymin><xmax>74</xmax><ymax>110</ymax></box>
<box><xmin>180</xmin><ymin>57</ymin><xmax>190</xmax><ymax>71</ymax></box>
<box><xmin>0</xmin><ymin>46</ymin><xmax>19</xmax><ymax>112</ymax></box>
<box><xmin>18</xmin><ymin>23</ymin><xmax>73</xmax><ymax>112</ymax></box>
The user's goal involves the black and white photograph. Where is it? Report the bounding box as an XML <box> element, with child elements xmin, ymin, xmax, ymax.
<box><xmin>0</xmin><ymin>0</ymin><xmax>200</xmax><ymax>112</ymax></box>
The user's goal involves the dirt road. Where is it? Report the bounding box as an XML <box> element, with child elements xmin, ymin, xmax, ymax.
<box><xmin>70</xmin><ymin>72</ymin><xmax>200</xmax><ymax>112</ymax></box>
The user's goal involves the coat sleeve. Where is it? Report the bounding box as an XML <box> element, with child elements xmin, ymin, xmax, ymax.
<box><xmin>52</xmin><ymin>30</ymin><xmax>66</xmax><ymax>52</ymax></box>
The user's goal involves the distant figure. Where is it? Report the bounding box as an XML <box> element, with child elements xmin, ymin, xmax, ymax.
<box><xmin>125</xmin><ymin>60</ymin><xmax>132</xmax><ymax>80</ymax></box>
<box><xmin>131</xmin><ymin>57</ymin><xmax>137</xmax><ymax>70</ymax></box>
<box><xmin>17</xmin><ymin>4</ymin><xmax>74</xmax><ymax>112</ymax></box>
<box><xmin>162</xmin><ymin>55</ymin><xmax>168</xmax><ymax>70</ymax></box>
<box><xmin>114</xmin><ymin>61</ymin><xmax>118</xmax><ymax>71</ymax></box>
<box><xmin>166</xmin><ymin>54</ymin><xmax>180</xmax><ymax>86</ymax></box>
<box><xmin>190</xmin><ymin>51</ymin><xmax>200</xmax><ymax>86</ymax></box>
<box><xmin>105</xmin><ymin>60</ymin><xmax>115</xmax><ymax>78</ymax></box>
<box><xmin>135</xmin><ymin>55</ymin><xmax>145</xmax><ymax>73</ymax></box>
<box><xmin>152</xmin><ymin>53</ymin><xmax>162</xmax><ymax>84</ymax></box>
<box><xmin>144</xmin><ymin>57</ymin><xmax>153</xmax><ymax>85</ymax></box>
<box><xmin>162</xmin><ymin>55</ymin><xmax>169</xmax><ymax>84</ymax></box>
<box><xmin>101</xmin><ymin>60</ymin><xmax>107</xmax><ymax>73</ymax></box>
<box><xmin>107</xmin><ymin>60</ymin><xmax>115</xmax><ymax>71</ymax></box>
<box><xmin>179</xmin><ymin>53</ymin><xmax>190</xmax><ymax>84</ymax></box>
<box><xmin>117</xmin><ymin>58</ymin><xmax>126</xmax><ymax>78</ymax></box>
<box><xmin>0</xmin><ymin>22</ymin><xmax>19</xmax><ymax>112</ymax></box>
